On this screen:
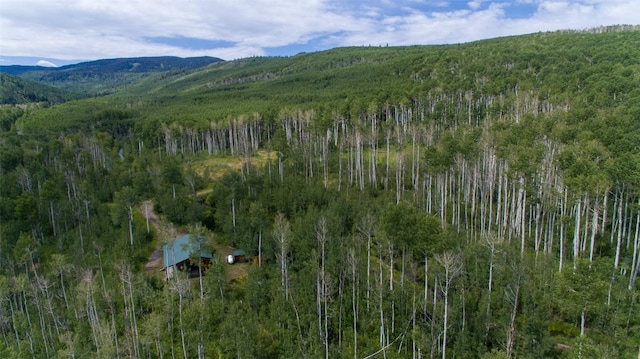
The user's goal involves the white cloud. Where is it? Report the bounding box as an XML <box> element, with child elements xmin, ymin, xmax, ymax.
<box><xmin>331</xmin><ymin>0</ymin><xmax>639</xmax><ymax>47</ymax></box>
<box><xmin>467</xmin><ymin>1</ymin><xmax>485</xmax><ymax>10</ymax></box>
<box><xmin>36</xmin><ymin>60</ymin><xmax>58</xmax><ymax>67</ymax></box>
<box><xmin>0</xmin><ymin>0</ymin><xmax>638</xmax><ymax>61</ymax></box>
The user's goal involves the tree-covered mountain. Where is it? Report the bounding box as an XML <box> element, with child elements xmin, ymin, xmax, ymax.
<box><xmin>0</xmin><ymin>26</ymin><xmax>639</xmax><ymax>358</ymax></box>
<box><xmin>0</xmin><ymin>73</ymin><xmax>81</xmax><ymax>105</ymax></box>
<box><xmin>0</xmin><ymin>56</ymin><xmax>224</xmax><ymax>96</ymax></box>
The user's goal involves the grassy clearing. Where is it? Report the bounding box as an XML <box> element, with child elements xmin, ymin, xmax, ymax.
<box><xmin>187</xmin><ymin>150</ymin><xmax>276</xmax><ymax>180</ymax></box>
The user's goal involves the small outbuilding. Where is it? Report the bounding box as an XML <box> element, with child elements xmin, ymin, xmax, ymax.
<box><xmin>163</xmin><ymin>234</ymin><xmax>213</xmax><ymax>279</ymax></box>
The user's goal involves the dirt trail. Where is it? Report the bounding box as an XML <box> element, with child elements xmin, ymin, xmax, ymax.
<box><xmin>140</xmin><ymin>201</ymin><xmax>170</xmax><ymax>271</ymax></box>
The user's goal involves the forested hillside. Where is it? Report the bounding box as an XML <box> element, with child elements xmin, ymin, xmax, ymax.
<box><xmin>0</xmin><ymin>73</ymin><xmax>81</xmax><ymax>105</ymax></box>
<box><xmin>0</xmin><ymin>56</ymin><xmax>224</xmax><ymax>96</ymax></box>
<box><xmin>0</xmin><ymin>26</ymin><xmax>639</xmax><ymax>358</ymax></box>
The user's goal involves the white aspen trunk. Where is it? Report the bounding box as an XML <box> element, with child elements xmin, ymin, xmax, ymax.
<box><xmin>128</xmin><ymin>205</ymin><xmax>134</xmax><ymax>247</ymax></box>
<box><xmin>580</xmin><ymin>306</ymin><xmax>586</xmax><ymax>337</ymax></box>
<box><xmin>258</xmin><ymin>230</ymin><xmax>262</xmax><ymax>268</ymax></box>
<box><xmin>367</xmin><ymin>234</ymin><xmax>371</xmax><ymax>311</ymax></box>
<box><xmin>426</xmin><ymin>175</ymin><xmax>433</xmax><ymax>213</ymax></box>
<box><xmin>323</xmin><ymin>135</ymin><xmax>329</xmax><ymax>189</ymax></box>
<box><xmin>436</xmin><ymin>252</ymin><xmax>462</xmax><ymax>359</ymax></box>
<box><xmin>506</xmin><ymin>272</ymin><xmax>521</xmax><ymax>358</ymax></box>
<box><xmin>396</xmin><ymin>151</ymin><xmax>403</xmax><ymax>203</ymax></box>
<box><xmin>495</xmin><ymin>163</ymin><xmax>503</xmax><ymax>239</ymax></box>
<box><xmin>231</xmin><ymin>197</ymin><xmax>236</xmax><ymax>230</ymax></box>
<box><xmin>611</xmin><ymin>192</ymin><xmax>619</xmax><ymax>244</ymax></box>
<box><xmin>179</xmin><ymin>292</ymin><xmax>187</xmax><ymax>359</ymax></box>
<box><xmin>573</xmin><ymin>199</ymin><xmax>581</xmax><ymax>272</ymax></box>
<box><xmin>431</xmin><ymin>277</ymin><xmax>438</xmax><ymax>359</ymax></box>
<box><xmin>350</xmin><ymin>248</ymin><xmax>358</xmax><ymax>359</ymax></box>
<box><xmin>389</xmin><ymin>242</ymin><xmax>394</xmax><ymax>291</ymax></box>
<box><xmin>348</xmin><ymin>134</ymin><xmax>354</xmax><ymax>186</ymax></box>
<box><xmin>145</xmin><ymin>201</ymin><xmax>150</xmax><ymax>233</ymax></box>
<box><xmin>488</xmin><ymin>153</ymin><xmax>495</xmax><ymax>237</ymax></box>
<box><xmin>33</xmin><ymin>283</ymin><xmax>50</xmax><ymax>358</ymax></box>
<box><xmin>274</xmin><ymin>214</ymin><xmax>291</xmax><ymax>300</ymax></box>
<box><xmin>441</xmin><ymin>173</ymin><xmax>447</xmax><ymax>227</ymax></box>
<box><xmin>589</xmin><ymin>198</ymin><xmax>599</xmax><ymax>264</ymax></box>
<box><xmin>601</xmin><ymin>191</ymin><xmax>609</xmax><ymax>235</ymax></box>
<box><xmin>509</xmin><ymin>182</ymin><xmax>517</xmax><ymax>243</ymax></box>
<box><xmin>128</xmin><ymin>273</ymin><xmax>141</xmax><ymax>359</ymax></box>
<box><xmin>441</xmin><ymin>271</ymin><xmax>449</xmax><ymax>359</ymax></box>
<box><xmin>401</xmin><ymin>246</ymin><xmax>405</xmax><ymax>288</ymax></box>
<box><xmin>582</xmin><ymin>196</ymin><xmax>590</xmax><ymax>254</ymax></box>
<box><xmin>502</xmin><ymin>174</ymin><xmax>510</xmax><ymax>241</ymax></box>
<box><xmin>358</xmin><ymin>214</ymin><xmax>376</xmax><ymax>311</ymax></box>
<box><xmin>628</xmin><ymin>200</ymin><xmax>640</xmax><ymax>290</ymax></box>
<box><xmin>559</xmin><ymin>189</ymin><xmax>568</xmax><ymax>272</ymax></box>
<box><xmin>379</xmin><ymin>251</ymin><xmax>386</xmax><ymax>357</ymax></box>
<box><xmin>534</xmin><ymin>203</ymin><xmax>541</xmax><ymax>257</ymax></box>
<box><xmin>49</xmin><ymin>201</ymin><xmax>57</xmax><ymax>238</ymax></box>
<box><xmin>412</xmin><ymin>268</ymin><xmax>417</xmax><ymax>359</ymax></box>
<box><xmin>385</xmin><ymin>131</ymin><xmax>390</xmax><ymax>190</ymax></box>
<box><xmin>412</xmin><ymin>130</ymin><xmax>417</xmax><ymax>192</ymax></box>
<box><xmin>316</xmin><ymin>217</ymin><xmax>329</xmax><ymax>359</ymax></box>
<box><xmin>357</xmin><ymin>131</ymin><xmax>364</xmax><ymax>191</ymax></box>
<box><xmin>279</xmin><ymin>154</ymin><xmax>284</xmax><ymax>184</ymax></box>
<box><xmin>520</xmin><ymin>185</ymin><xmax>526</xmax><ymax>257</ymax></box>
<box><xmin>485</xmin><ymin>235</ymin><xmax>497</xmax><ymax>340</ymax></box>
<box><xmin>615</xmin><ymin>193</ymin><xmax>624</xmax><ymax>269</ymax></box>
<box><xmin>371</xmin><ymin>114</ymin><xmax>378</xmax><ymax>188</ymax></box>
<box><xmin>424</xmin><ymin>256</ymin><xmax>428</xmax><ymax>314</ymax></box>
<box><xmin>625</xmin><ymin>200</ymin><xmax>631</xmax><ymax>251</ymax></box>
<box><xmin>317</xmin><ymin>260</ymin><xmax>323</xmax><ymax>357</ymax></box>
<box><xmin>9</xmin><ymin>299</ymin><xmax>21</xmax><ymax>351</ymax></box>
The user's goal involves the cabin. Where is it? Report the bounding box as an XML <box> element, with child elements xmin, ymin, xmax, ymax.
<box><xmin>162</xmin><ymin>234</ymin><xmax>213</xmax><ymax>279</ymax></box>
<box><xmin>226</xmin><ymin>249</ymin><xmax>247</xmax><ymax>264</ymax></box>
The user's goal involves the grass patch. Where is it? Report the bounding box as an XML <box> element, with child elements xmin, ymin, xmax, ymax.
<box><xmin>187</xmin><ymin>150</ymin><xmax>276</xmax><ymax>180</ymax></box>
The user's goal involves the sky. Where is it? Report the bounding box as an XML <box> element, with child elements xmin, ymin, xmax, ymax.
<box><xmin>1</xmin><ymin>0</ymin><xmax>638</xmax><ymax>67</ymax></box>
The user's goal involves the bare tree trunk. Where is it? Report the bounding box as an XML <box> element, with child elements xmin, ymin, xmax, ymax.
<box><xmin>614</xmin><ymin>191</ymin><xmax>624</xmax><ymax>270</ymax></box>
<box><xmin>316</xmin><ymin>217</ymin><xmax>330</xmax><ymax>359</ymax></box>
<box><xmin>273</xmin><ymin>213</ymin><xmax>291</xmax><ymax>300</ymax></box>
<box><xmin>589</xmin><ymin>196</ymin><xmax>599</xmax><ymax>265</ymax></box>
<box><xmin>170</xmin><ymin>274</ymin><xmax>190</xmax><ymax>359</ymax></box>
<box><xmin>357</xmin><ymin>214</ymin><xmax>376</xmax><ymax>311</ymax></box>
<box><xmin>258</xmin><ymin>230</ymin><xmax>262</xmax><ymax>268</ymax></box>
<box><xmin>629</xmin><ymin>198</ymin><xmax>640</xmax><ymax>290</ymax></box>
<box><xmin>573</xmin><ymin>198</ymin><xmax>581</xmax><ymax>272</ymax></box>
<box><xmin>348</xmin><ymin>248</ymin><xmax>358</xmax><ymax>359</ymax></box>
<box><xmin>128</xmin><ymin>205</ymin><xmax>134</xmax><ymax>247</ymax></box>
<box><xmin>559</xmin><ymin>189</ymin><xmax>568</xmax><ymax>272</ymax></box>
<box><xmin>484</xmin><ymin>234</ymin><xmax>500</xmax><ymax>341</ymax></box>
<box><xmin>505</xmin><ymin>265</ymin><xmax>522</xmax><ymax>358</ymax></box>
<box><xmin>435</xmin><ymin>251</ymin><xmax>463</xmax><ymax>359</ymax></box>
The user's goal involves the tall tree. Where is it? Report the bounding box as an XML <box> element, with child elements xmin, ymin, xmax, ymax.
<box><xmin>273</xmin><ymin>213</ymin><xmax>292</xmax><ymax>300</ymax></box>
<box><xmin>435</xmin><ymin>251</ymin><xmax>463</xmax><ymax>359</ymax></box>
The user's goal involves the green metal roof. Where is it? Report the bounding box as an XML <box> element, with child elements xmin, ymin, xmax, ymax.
<box><xmin>162</xmin><ymin>234</ymin><xmax>213</xmax><ymax>269</ymax></box>
<box><xmin>232</xmin><ymin>249</ymin><xmax>246</xmax><ymax>257</ymax></box>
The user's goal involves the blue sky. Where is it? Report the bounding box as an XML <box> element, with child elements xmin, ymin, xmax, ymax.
<box><xmin>1</xmin><ymin>0</ymin><xmax>638</xmax><ymax>66</ymax></box>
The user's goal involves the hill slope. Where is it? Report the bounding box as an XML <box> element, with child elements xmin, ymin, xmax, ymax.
<box><xmin>0</xmin><ymin>72</ymin><xmax>81</xmax><ymax>105</ymax></box>
<box><xmin>0</xmin><ymin>56</ymin><xmax>224</xmax><ymax>95</ymax></box>
<box><xmin>103</xmin><ymin>28</ymin><xmax>634</xmax><ymax>119</ymax></box>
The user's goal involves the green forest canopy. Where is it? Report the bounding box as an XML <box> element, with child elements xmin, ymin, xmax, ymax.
<box><xmin>0</xmin><ymin>26</ymin><xmax>639</xmax><ymax>358</ymax></box>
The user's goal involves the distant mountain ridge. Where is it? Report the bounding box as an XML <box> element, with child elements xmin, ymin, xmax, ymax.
<box><xmin>0</xmin><ymin>56</ymin><xmax>223</xmax><ymax>75</ymax></box>
<box><xmin>0</xmin><ymin>56</ymin><xmax>224</xmax><ymax>95</ymax></box>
